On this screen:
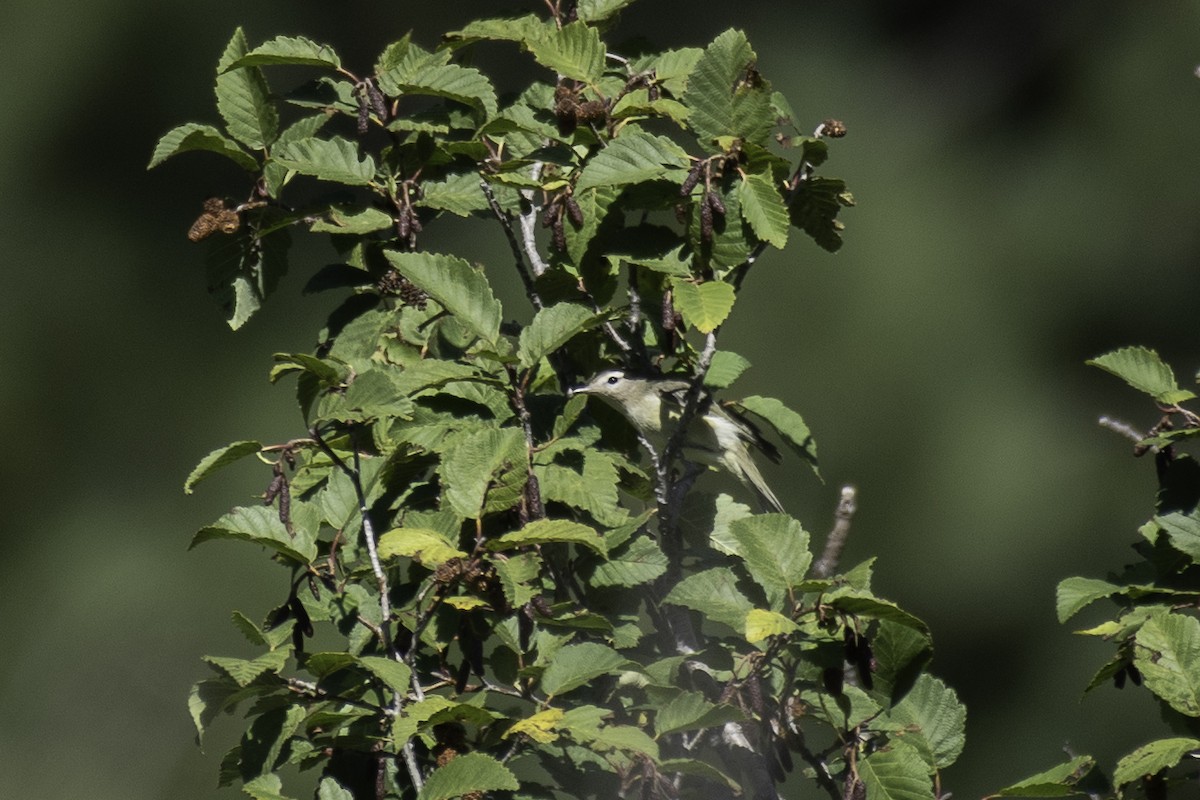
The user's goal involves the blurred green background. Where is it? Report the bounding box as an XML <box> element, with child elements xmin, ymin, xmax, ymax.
<box><xmin>2</xmin><ymin>1</ymin><xmax>1198</xmax><ymax>797</ymax></box>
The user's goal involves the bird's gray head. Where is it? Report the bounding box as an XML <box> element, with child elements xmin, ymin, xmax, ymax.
<box><xmin>568</xmin><ymin>369</ymin><xmax>635</xmax><ymax>401</ymax></box>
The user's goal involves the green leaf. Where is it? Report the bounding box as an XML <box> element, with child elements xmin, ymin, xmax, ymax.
<box><xmin>540</xmin><ymin>642</ymin><xmax>628</xmax><ymax>696</ymax></box>
<box><xmin>518</xmin><ymin>303</ymin><xmax>601</xmax><ymax>369</ymax></box>
<box><xmin>417</xmin><ymin>752</ymin><xmax>519</xmax><ymax>800</ymax></box>
<box><xmin>188</xmin><ymin>678</ymin><xmax>239</xmax><ymax>742</ymax></box>
<box><xmin>1055</xmin><ymin>577</ymin><xmax>1121</xmax><ymax>623</ymax></box>
<box><xmin>1088</xmin><ymin>346</ymin><xmax>1195</xmax><ymax>404</ymax></box>
<box><xmin>738</xmin><ymin>171</ymin><xmax>789</xmax><ymax>249</ymax></box>
<box><xmin>589</xmin><ymin>535</ymin><xmax>667</xmax><ymax>588</ymax></box>
<box><xmin>526</xmin><ymin>21</ymin><xmax>604</xmax><ymax>82</ymax></box>
<box><xmin>378</xmin><ymin>527</ymin><xmax>468</xmax><ymax>566</ymax></box>
<box><xmin>576</xmin><ymin>0</ymin><xmax>638</xmax><ymax>22</ymax></box>
<box><xmin>384</xmin><ymin>251</ymin><xmax>503</xmax><ymax>345</ymax></box>
<box><xmin>357</xmin><ymin>655</ymin><xmax>413</xmax><ymax>695</ymax></box>
<box><xmin>447</xmin><ymin>14</ymin><xmax>549</xmax><ymax>45</ymax></box>
<box><xmin>682</xmin><ymin>29</ymin><xmax>774</xmax><ymax>148</ymax></box>
<box><xmin>204</xmin><ymin>648</ymin><xmax>289</xmax><ymax>688</ymax></box>
<box><xmin>859</xmin><ymin>740</ymin><xmax>936</xmax><ymax>800</ymax></box>
<box><xmin>316</xmin><ymin>778</ymin><xmax>354</xmax><ymax>800</ymax></box>
<box><xmin>271</xmin><ymin>136</ymin><xmax>376</xmax><ymax>186</ymax></box>
<box><xmin>790</xmin><ymin>175</ymin><xmax>853</xmax><ymax>253</ymax></box>
<box><xmin>828</xmin><ymin>589</ymin><xmax>930</xmax><ymax>635</ymax></box>
<box><xmin>184</xmin><ymin>440</ymin><xmax>262</xmax><ymax>494</ymax></box>
<box><xmin>490</xmin><ymin>518</ymin><xmax>608</xmax><ymax>557</ymax></box>
<box><xmin>1153</xmin><ymin>512</ymin><xmax>1200</xmax><ymax>559</ymax></box>
<box><xmin>573</xmin><ymin>128</ymin><xmax>691</xmax><ymax>192</ymax></box>
<box><xmin>215</xmin><ymin>28</ymin><xmax>278</xmax><ymax>150</ymax></box>
<box><xmin>729</xmin><ymin>514</ymin><xmax>812</xmax><ymax>609</ymax></box>
<box><xmin>205</xmin><ymin>220</ymin><xmax>290</xmax><ymax>331</ymax></box>
<box><xmin>243</xmin><ymin>773</ymin><xmax>298</xmax><ymax>800</ymax></box>
<box><xmin>655</xmin><ymin>691</ymin><xmax>745</xmax><ymax>736</ymax></box>
<box><xmin>744</xmin><ymin>608</ymin><xmax>800</xmax><ymax>642</ymax></box>
<box><xmin>886</xmin><ymin>674</ymin><xmax>966</xmax><ymax>770</ymax></box>
<box><xmin>230</xmin><ymin>35</ymin><xmax>341</xmax><ymax>70</ymax></box>
<box><xmin>310</xmin><ymin>206</ymin><xmax>394</xmax><ymax>235</ymax></box>
<box><xmin>440</xmin><ymin>427</ymin><xmax>526</xmax><ymax>518</ymax></box>
<box><xmin>148</xmin><ymin>123</ymin><xmax>258</xmax><ymax>171</ymax></box>
<box><xmin>663</xmin><ymin>567</ymin><xmax>753</xmax><ymax>630</ymax></box>
<box><xmin>736</xmin><ymin>395</ymin><xmax>818</xmax><ymax>472</ymax></box>
<box><xmin>704</xmin><ymin>351</ymin><xmax>751</xmax><ymax>389</ymax></box>
<box><xmin>418</xmin><ymin>172</ymin><xmax>489</xmax><ymax>217</ymax></box>
<box><xmin>261</xmin><ymin>114</ymin><xmax>331</xmax><ymax>197</ymax></box>
<box><xmin>988</xmin><ymin>756</ymin><xmax>1096</xmax><ymax>798</ymax></box>
<box><xmin>670</xmin><ymin>279</ymin><xmax>735</xmax><ymax>334</ymax></box>
<box><xmin>388</xmin><ymin>62</ymin><xmax>498</xmax><ymax>119</ymax></box>
<box><xmin>1112</xmin><ymin>737</ymin><xmax>1200</xmax><ymax>787</ymax></box>
<box><xmin>1134</xmin><ymin>610</ymin><xmax>1200</xmax><ymax>716</ymax></box>
<box><xmin>192</xmin><ymin>504</ymin><xmax>317</xmax><ymax>563</ymax></box>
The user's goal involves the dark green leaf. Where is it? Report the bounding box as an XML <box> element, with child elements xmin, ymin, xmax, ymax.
<box><xmin>663</xmin><ymin>567</ymin><xmax>753</xmax><ymax>629</ymax></box>
<box><xmin>148</xmin><ymin>123</ymin><xmax>258</xmax><ymax>171</ymax></box>
<box><xmin>440</xmin><ymin>427</ymin><xmax>526</xmax><ymax>518</ymax></box>
<box><xmin>357</xmin><ymin>655</ymin><xmax>413</xmax><ymax>695</ymax></box>
<box><xmin>729</xmin><ymin>514</ymin><xmax>812</xmax><ymax>609</ymax></box>
<box><xmin>704</xmin><ymin>351</ymin><xmax>751</xmax><ymax>389</ymax></box>
<box><xmin>886</xmin><ymin>675</ymin><xmax>966</xmax><ymax>770</ymax></box>
<box><xmin>229</xmin><ymin>35</ymin><xmax>342</xmax><ymax>70</ymax></box>
<box><xmin>540</xmin><ymin>642</ymin><xmax>629</xmax><ymax>696</ymax></box>
<box><xmin>588</xmin><ymin>535</ymin><xmax>667</xmax><ymax>588</ymax></box>
<box><xmin>654</xmin><ymin>691</ymin><xmax>745</xmax><ymax>736</ymax></box>
<box><xmin>184</xmin><ymin>440</ymin><xmax>263</xmax><ymax>494</ymax></box>
<box><xmin>574</xmin><ymin>128</ymin><xmax>690</xmax><ymax>192</ymax></box>
<box><xmin>215</xmin><ymin>28</ymin><xmax>278</xmax><ymax>150</ymax></box>
<box><xmin>384</xmin><ymin>251</ymin><xmax>503</xmax><ymax>345</ymax></box>
<box><xmin>518</xmin><ymin>303</ymin><xmax>602</xmax><ymax>368</ymax></box>
<box><xmin>790</xmin><ymin>175</ymin><xmax>854</xmax><ymax>252</ymax></box>
<box><xmin>738</xmin><ymin>170</ymin><xmax>789</xmax><ymax>249</ymax></box>
<box><xmin>736</xmin><ymin>395</ymin><xmax>818</xmax><ymax>473</ymax></box>
<box><xmin>526</xmin><ymin>21</ymin><xmax>604</xmax><ymax>83</ymax></box>
<box><xmin>988</xmin><ymin>756</ymin><xmax>1096</xmax><ymax>798</ymax></box>
<box><xmin>682</xmin><ymin>29</ymin><xmax>774</xmax><ymax>148</ymax></box>
<box><xmin>576</xmin><ymin>0</ymin><xmax>638</xmax><ymax>22</ymax></box>
<box><xmin>1056</xmin><ymin>577</ymin><xmax>1121</xmax><ymax>623</ymax></box>
<box><xmin>204</xmin><ymin>649</ymin><xmax>289</xmax><ymax>688</ymax></box>
<box><xmin>490</xmin><ymin>518</ymin><xmax>608</xmax><ymax>557</ymax></box>
<box><xmin>192</xmin><ymin>504</ymin><xmax>317</xmax><ymax>563</ymax></box>
<box><xmin>271</xmin><ymin>136</ymin><xmax>376</xmax><ymax>186</ymax></box>
<box><xmin>859</xmin><ymin>740</ymin><xmax>936</xmax><ymax>800</ymax></box>
<box><xmin>418</xmin><ymin>172</ymin><xmax>489</xmax><ymax>217</ymax></box>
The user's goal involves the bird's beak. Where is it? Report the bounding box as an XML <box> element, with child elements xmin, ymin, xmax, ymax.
<box><xmin>567</xmin><ymin>385</ymin><xmax>584</xmax><ymax>398</ymax></box>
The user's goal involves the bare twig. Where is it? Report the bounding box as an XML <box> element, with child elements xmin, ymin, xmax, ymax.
<box><xmin>480</xmin><ymin>178</ymin><xmax>544</xmax><ymax>310</ymax></box>
<box><xmin>813</xmin><ymin>485</ymin><xmax>858</xmax><ymax>579</ymax></box>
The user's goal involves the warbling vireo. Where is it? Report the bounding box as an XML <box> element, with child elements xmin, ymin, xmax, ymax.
<box><xmin>570</xmin><ymin>369</ymin><xmax>784</xmax><ymax>512</ymax></box>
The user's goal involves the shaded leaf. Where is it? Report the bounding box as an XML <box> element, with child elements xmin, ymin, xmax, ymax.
<box><xmin>655</xmin><ymin>691</ymin><xmax>745</xmax><ymax>736</ymax></box>
<box><xmin>518</xmin><ymin>303</ymin><xmax>602</xmax><ymax>368</ymax></box>
<box><xmin>663</xmin><ymin>567</ymin><xmax>753</xmax><ymax>629</ymax></box>
<box><xmin>736</xmin><ymin>395</ymin><xmax>818</xmax><ymax>473</ymax></box>
<box><xmin>859</xmin><ymin>740</ymin><xmax>936</xmax><ymax>800</ymax></box>
<box><xmin>541</xmin><ymin>642</ymin><xmax>628</xmax><ymax>696</ymax></box>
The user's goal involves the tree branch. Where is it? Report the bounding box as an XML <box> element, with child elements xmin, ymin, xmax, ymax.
<box><xmin>813</xmin><ymin>485</ymin><xmax>858</xmax><ymax>579</ymax></box>
<box><xmin>480</xmin><ymin>178</ymin><xmax>544</xmax><ymax>311</ymax></box>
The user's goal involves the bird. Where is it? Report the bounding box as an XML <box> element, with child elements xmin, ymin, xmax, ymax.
<box><xmin>569</xmin><ymin>369</ymin><xmax>784</xmax><ymax>512</ymax></box>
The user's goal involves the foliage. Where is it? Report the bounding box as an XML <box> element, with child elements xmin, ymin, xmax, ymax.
<box><xmin>993</xmin><ymin>346</ymin><xmax>1200</xmax><ymax>798</ymax></box>
<box><xmin>153</xmin><ymin>3</ymin><xmax>961</xmax><ymax>800</ymax></box>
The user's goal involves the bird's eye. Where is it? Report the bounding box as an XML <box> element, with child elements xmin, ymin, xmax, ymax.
<box><xmin>606</xmin><ymin>375</ymin><xmax>620</xmax><ymax>385</ymax></box>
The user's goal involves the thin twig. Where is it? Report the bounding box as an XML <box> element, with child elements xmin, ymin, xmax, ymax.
<box><xmin>480</xmin><ymin>178</ymin><xmax>543</xmax><ymax>310</ymax></box>
<box><xmin>813</xmin><ymin>485</ymin><xmax>858</xmax><ymax>579</ymax></box>
<box><xmin>1097</xmin><ymin>415</ymin><xmax>1151</xmax><ymax>447</ymax></box>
